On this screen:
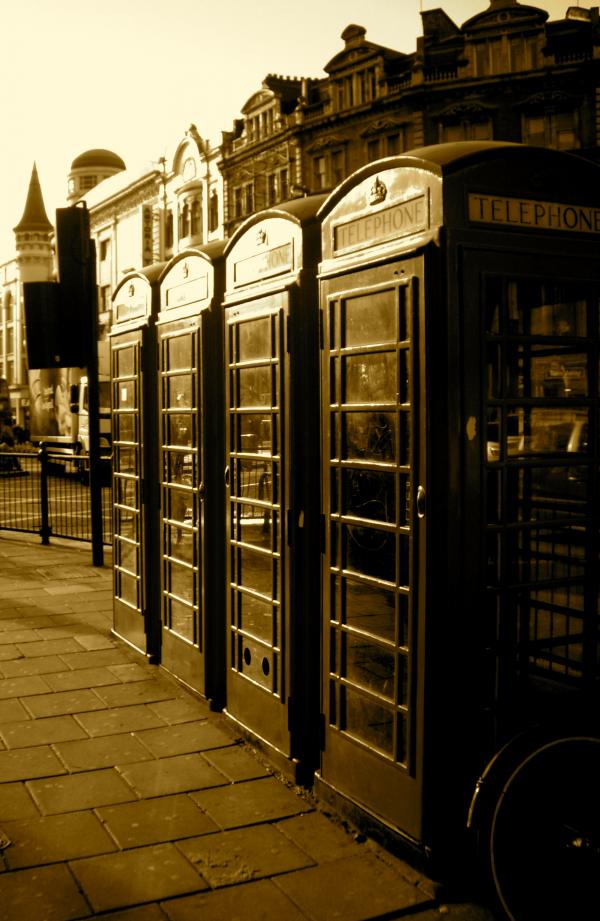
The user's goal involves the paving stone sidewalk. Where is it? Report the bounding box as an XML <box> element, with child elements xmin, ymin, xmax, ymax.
<box><xmin>0</xmin><ymin>532</ymin><xmax>494</xmax><ymax>921</ymax></box>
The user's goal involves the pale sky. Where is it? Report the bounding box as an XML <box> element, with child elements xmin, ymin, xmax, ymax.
<box><xmin>0</xmin><ymin>0</ymin><xmax>578</xmax><ymax>257</ymax></box>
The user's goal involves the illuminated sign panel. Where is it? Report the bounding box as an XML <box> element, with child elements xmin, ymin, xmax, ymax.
<box><xmin>165</xmin><ymin>276</ymin><xmax>208</xmax><ymax>309</ymax></box>
<box><xmin>333</xmin><ymin>194</ymin><xmax>428</xmax><ymax>253</ymax></box>
<box><xmin>115</xmin><ymin>283</ymin><xmax>147</xmax><ymax>322</ymax></box>
<box><xmin>468</xmin><ymin>193</ymin><xmax>600</xmax><ymax>234</ymax></box>
<box><xmin>233</xmin><ymin>242</ymin><xmax>293</xmax><ymax>286</ymax></box>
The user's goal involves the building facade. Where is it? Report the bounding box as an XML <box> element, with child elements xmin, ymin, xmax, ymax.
<box><xmin>80</xmin><ymin>126</ymin><xmax>222</xmax><ymax>374</ymax></box>
<box><xmin>219</xmin><ymin>1</ymin><xmax>600</xmax><ymax>235</ymax></box>
<box><xmin>2</xmin><ymin>1</ymin><xmax>599</xmax><ymax>412</ymax></box>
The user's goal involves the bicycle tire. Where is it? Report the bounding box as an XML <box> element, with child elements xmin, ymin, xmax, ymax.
<box><xmin>482</xmin><ymin>735</ymin><xmax>600</xmax><ymax>921</ymax></box>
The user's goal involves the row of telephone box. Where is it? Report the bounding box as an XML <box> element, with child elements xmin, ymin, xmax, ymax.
<box><xmin>109</xmin><ymin>142</ymin><xmax>600</xmax><ymax>887</ymax></box>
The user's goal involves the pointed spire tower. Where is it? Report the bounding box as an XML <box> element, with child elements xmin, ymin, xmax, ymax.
<box><xmin>13</xmin><ymin>163</ymin><xmax>55</xmax><ymax>282</ymax></box>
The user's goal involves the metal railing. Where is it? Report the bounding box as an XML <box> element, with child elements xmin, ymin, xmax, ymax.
<box><xmin>0</xmin><ymin>447</ymin><xmax>112</xmax><ymax>545</ymax></box>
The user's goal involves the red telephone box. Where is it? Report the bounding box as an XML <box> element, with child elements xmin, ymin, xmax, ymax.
<box><xmin>317</xmin><ymin>142</ymin><xmax>600</xmax><ymax>920</ymax></box>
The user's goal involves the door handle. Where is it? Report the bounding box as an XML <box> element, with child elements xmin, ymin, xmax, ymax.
<box><xmin>224</xmin><ymin>465</ymin><xmax>230</xmax><ymax>487</ymax></box>
<box><xmin>416</xmin><ymin>485</ymin><xmax>426</xmax><ymax>519</ymax></box>
<box><xmin>198</xmin><ymin>481</ymin><xmax>205</xmax><ymax>500</ymax></box>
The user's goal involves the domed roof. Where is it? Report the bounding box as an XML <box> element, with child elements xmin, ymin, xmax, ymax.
<box><xmin>70</xmin><ymin>148</ymin><xmax>126</xmax><ymax>171</ymax></box>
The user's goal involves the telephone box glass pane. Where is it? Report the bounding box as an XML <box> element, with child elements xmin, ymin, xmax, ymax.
<box><xmin>343</xmin><ymin>686</ymin><xmax>394</xmax><ymax>757</ymax></box>
<box><xmin>168</xmin><ymin>336</ymin><xmax>193</xmax><ymax>370</ymax></box>
<box><xmin>239</xmin><ymin>318</ymin><xmax>271</xmax><ymax>360</ymax></box>
<box><xmin>344</xmin><ymin>353</ymin><xmax>396</xmax><ymax>404</ymax></box>
<box><xmin>116</xmin><ymin>347</ymin><xmax>135</xmax><ymax>377</ymax></box>
<box><xmin>344</xmin><ymin>580</ymin><xmax>396</xmax><ymax>642</ymax></box>
<box><xmin>344</xmin><ymin>290</ymin><xmax>396</xmax><ymax>346</ymax></box>
<box><xmin>115</xmin><ymin>380</ymin><xmax>135</xmax><ymax>409</ymax></box>
<box><xmin>239</xmin><ymin>367</ymin><xmax>272</xmax><ymax>406</ymax></box>
<box><xmin>166</xmin><ymin>375</ymin><xmax>194</xmax><ymax>408</ymax></box>
<box><xmin>344</xmin><ymin>412</ymin><xmax>396</xmax><ymax>460</ymax></box>
<box><xmin>344</xmin><ymin>632</ymin><xmax>395</xmax><ymax>699</ymax></box>
<box><xmin>343</xmin><ymin>469</ymin><xmax>396</xmax><ymax>524</ymax></box>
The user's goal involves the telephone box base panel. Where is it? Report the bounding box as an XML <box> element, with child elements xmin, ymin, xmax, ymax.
<box><xmin>222</xmin><ymin>708</ymin><xmax>307</xmax><ymax>785</ymax></box>
<box><xmin>225</xmin><ymin>679</ymin><xmax>292</xmax><ymax>760</ymax></box>
<box><xmin>112</xmin><ymin>604</ymin><xmax>153</xmax><ymax>661</ymax></box>
<box><xmin>160</xmin><ymin>631</ymin><xmax>205</xmax><ymax>697</ymax></box>
<box><xmin>313</xmin><ymin>774</ymin><xmax>431</xmax><ymax>873</ymax></box>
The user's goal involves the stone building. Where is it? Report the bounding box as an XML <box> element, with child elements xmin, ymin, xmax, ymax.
<box><xmin>0</xmin><ymin>164</ymin><xmax>54</xmax><ymax>427</ymax></box>
<box><xmin>67</xmin><ymin>148</ymin><xmax>126</xmax><ymax>205</ymax></box>
<box><xmin>3</xmin><ymin>0</ymin><xmax>599</xmax><ymax>410</ymax></box>
<box><xmin>219</xmin><ymin>1</ymin><xmax>600</xmax><ymax>235</ymax></box>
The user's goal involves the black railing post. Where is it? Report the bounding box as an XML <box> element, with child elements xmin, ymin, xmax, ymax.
<box><xmin>39</xmin><ymin>444</ymin><xmax>51</xmax><ymax>545</ymax></box>
<box><xmin>86</xmin><ymin>241</ymin><xmax>104</xmax><ymax>567</ymax></box>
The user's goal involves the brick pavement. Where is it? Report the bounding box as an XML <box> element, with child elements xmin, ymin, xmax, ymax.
<box><xmin>0</xmin><ymin>532</ymin><xmax>495</xmax><ymax>921</ymax></box>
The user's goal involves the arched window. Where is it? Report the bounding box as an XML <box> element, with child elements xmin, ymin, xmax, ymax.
<box><xmin>209</xmin><ymin>190</ymin><xmax>219</xmax><ymax>232</ymax></box>
<box><xmin>3</xmin><ymin>292</ymin><xmax>13</xmax><ymax>323</ymax></box>
<box><xmin>179</xmin><ymin>202</ymin><xmax>191</xmax><ymax>238</ymax></box>
<box><xmin>191</xmin><ymin>199</ymin><xmax>201</xmax><ymax>236</ymax></box>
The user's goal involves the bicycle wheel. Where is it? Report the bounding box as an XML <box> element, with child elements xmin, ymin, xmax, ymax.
<box><xmin>483</xmin><ymin>735</ymin><xmax>600</xmax><ymax>921</ymax></box>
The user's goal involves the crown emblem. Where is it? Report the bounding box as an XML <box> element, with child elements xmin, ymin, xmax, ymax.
<box><xmin>127</xmin><ymin>283</ymin><xmax>135</xmax><ymax>297</ymax></box>
<box><xmin>182</xmin><ymin>261</ymin><xmax>189</xmax><ymax>279</ymax></box>
<box><xmin>256</xmin><ymin>228</ymin><xmax>268</xmax><ymax>246</ymax></box>
<box><xmin>369</xmin><ymin>176</ymin><xmax>387</xmax><ymax>206</ymax></box>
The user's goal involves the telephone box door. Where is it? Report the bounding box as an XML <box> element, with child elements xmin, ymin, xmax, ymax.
<box><xmin>224</xmin><ymin>294</ymin><xmax>290</xmax><ymax>755</ymax></box>
<box><xmin>462</xmin><ymin>249</ymin><xmax>600</xmax><ymax>733</ymax></box>
<box><xmin>159</xmin><ymin>321</ymin><xmax>204</xmax><ymax>693</ymax></box>
<box><xmin>112</xmin><ymin>332</ymin><xmax>147</xmax><ymax>653</ymax></box>
<box><xmin>320</xmin><ymin>260</ymin><xmax>426</xmax><ymax>840</ymax></box>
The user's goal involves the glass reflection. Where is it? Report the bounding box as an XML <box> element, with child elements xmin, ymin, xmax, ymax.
<box><xmin>345</xmin><ymin>633</ymin><xmax>395</xmax><ymax>699</ymax></box>
<box><xmin>118</xmin><ymin>571</ymin><xmax>138</xmax><ymax>607</ymax></box>
<box><xmin>115</xmin><ymin>477</ymin><xmax>137</xmax><ymax>508</ymax></box>
<box><xmin>344</xmin><ymin>412</ymin><xmax>395</xmax><ymax>460</ymax></box>
<box><xmin>166</xmin><ymin>451</ymin><xmax>195</xmax><ymax>487</ymax></box>
<box><xmin>239</xmin><ymin>546</ymin><xmax>273</xmax><ymax>597</ymax></box>
<box><xmin>115</xmin><ymin>446</ymin><xmax>136</xmax><ymax>475</ymax></box>
<box><xmin>345</xmin><ymin>524</ymin><xmax>396</xmax><ymax>582</ymax></box>
<box><xmin>345</xmin><ymin>579</ymin><xmax>395</xmax><ymax>641</ymax></box>
<box><xmin>344</xmin><ymin>290</ymin><xmax>395</xmax><ymax>347</ymax></box>
<box><xmin>239</xmin><ymin>414</ymin><xmax>271</xmax><ymax>453</ymax></box>
<box><xmin>344</xmin><ymin>469</ymin><xmax>395</xmax><ymax>524</ymax></box>
<box><xmin>117</xmin><ymin>414</ymin><xmax>135</xmax><ymax>442</ymax></box>
<box><xmin>235</xmin><ymin>459</ymin><xmax>271</xmax><ymax>503</ymax></box>
<box><xmin>240</xmin><ymin>592</ymin><xmax>273</xmax><ymax>642</ymax></box>
<box><xmin>166</xmin><ymin>524</ymin><xmax>194</xmax><ymax>564</ymax></box>
<box><xmin>115</xmin><ymin>508</ymin><xmax>137</xmax><ymax>541</ymax></box>
<box><xmin>168</xmin><ymin>335</ymin><xmax>193</xmax><ymax>370</ymax></box>
<box><xmin>169</xmin><ymin>562</ymin><xmax>194</xmax><ymax>604</ymax></box>
<box><xmin>167</xmin><ymin>486</ymin><xmax>192</xmax><ymax>527</ymax></box>
<box><xmin>239</xmin><ymin>366</ymin><xmax>271</xmax><ymax>407</ymax></box>
<box><xmin>505</xmin><ymin>410</ymin><xmax>588</xmax><ymax>456</ymax></box>
<box><xmin>344</xmin><ymin>353</ymin><xmax>396</xmax><ymax>404</ymax></box>
<box><xmin>506</xmin><ymin>346</ymin><xmax>588</xmax><ymax>399</ymax></box>
<box><xmin>168</xmin><ymin>414</ymin><xmax>193</xmax><ymax>447</ymax></box>
<box><xmin>116</xmin><ymin>347</ymin><xmax>135</xmax><ymax>377</ymax></box>
<box><xmin>117</xmin><ymin>539</ymin><xmax>137</xmax><ymax>572</ymax></box>
<box><xmin>239</xmin><ymin>317</ymin><xmax>271</xmax><ymax>361</ymax></box>
<box><xmin>116</xmin><ymin>381</ymin><xmax>135</xmax><ymax>409</ymax></box>
<box><xmin>169</xmin><ymin>597</ymin><xmax>194</xmax><ymax>641</ymax></box>
<box><xmin>344</xmin><ymin>686</ymin><xmax>393</xmax><ymax>756</ymax></box>
<box><xmin>167</xmin><ymin>374</ymin><xmax>193</xmax><ymax>409</ymax></box>
<box><xmin>233</xmin><ymin>507</ymin><xmax>272</xmax><ymax>548</ymax></box>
